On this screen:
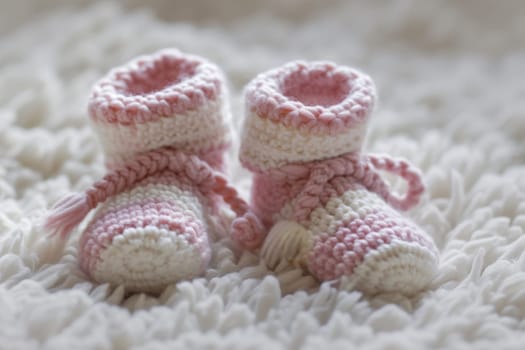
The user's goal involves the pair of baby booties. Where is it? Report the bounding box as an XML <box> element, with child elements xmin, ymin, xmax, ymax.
<box><xmin>45</xmin><ymin>49</ymin><xmax>439</xmax><ymax>296</ymax></box>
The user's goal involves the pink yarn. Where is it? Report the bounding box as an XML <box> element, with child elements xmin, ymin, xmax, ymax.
<box><xmin>44</xmin><ymin>193</ymin><xmax>91</xmax><ymax>239</ymax></box>
<box><xmin>249</xmin><ymin>151</ymin><xmax>436</xmax><ymax>283</ymax></box>
<box><xmin>245</xmin><ymin>61</ymin><xmax>376</xmax><ymax>135</ymax></box>
<box><xmin>45</xmin><ymin>146</ymin><xmax>262</xmax><ymax>246</ymax></box>
<box><xmin>256</xmin><ymin>152</ymin><xmax>424</xmax><ymax>226</ymax></box>
<box><xmin>78</xmin><ymin>193</ymin><xmax>209</xmax><ymax>275</ymax></box>
<box><xmin>306</xmin><ymin>207</ymin><xmax>430</xmax><ymax>281</ymax></box>
<box><xmin>366</xmin><ymin>154</ymin><xmax>425</xmax><ymax>211</ymax></box>
<box><xmin>89</xmin><ymin>49</ymin><xmax>223</xmax><ymax>125</ymax></box>
<box><xmin>231</xmin><ymin>212</ymin><xmax>266</xmax><ymax>250</ymax></box>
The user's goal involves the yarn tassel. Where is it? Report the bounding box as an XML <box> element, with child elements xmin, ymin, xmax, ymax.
<box><xmin>260</xmin><ymin>220</ymin><xmax>309</xmax><ymax>269</ymax></box>
<box><xmin>44</xmin><ymin>193</ymin><xmax>91</xmax><ymax>239</ymax></box>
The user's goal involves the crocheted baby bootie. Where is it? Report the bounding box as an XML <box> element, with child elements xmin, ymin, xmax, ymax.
<box><xmin>45</xmin><ymin>50</ymin><xmax>252</xmax><ymax>293</ymax></box>
<box><xmin>236</xmin><ymin>61</ymin><xmax>439</xmax><ymax>295</ymax></box>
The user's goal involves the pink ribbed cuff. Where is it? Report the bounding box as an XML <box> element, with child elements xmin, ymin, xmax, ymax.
<box><xmin>240</xmin><ymin>61</ymin><xmax>376</xmax><ymax>171</ymax></box>
<box><xmin>245</xmin><ymin>61</ymin><xmax>376</xmax><ymax>135</ymax></box>
<box><xmin>89</xmin><ymin>49</ymin><xmax>223</xmax><ymax>125</ymax></box>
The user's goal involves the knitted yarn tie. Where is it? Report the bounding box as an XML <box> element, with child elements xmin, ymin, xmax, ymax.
<box><xmin>44</xmin><ymin>146</ymin><xmax>263</xmax><ymax>245</ymax></box>
<box><xmin>232</xmin><ymin>151</ymin><xmax>425</xmax><ymax>251</ymax></box>
<box><xmin>290</xmin><ymin>152</ymin><xmax>425</xmax><ymax>223</ymax></box>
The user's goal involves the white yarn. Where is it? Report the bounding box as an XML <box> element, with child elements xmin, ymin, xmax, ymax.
<box><xmin>87</xmin><ymin>183</ymin><xmax>209</xmax><ymax>293</ymax></box>
<box><xmin>240</xmin><ymin>110</ymin><xmax>367</xmax><ymax>170</ymax></box>
<box><xmin>261</xmin><ymin>220</ymin><xmax>311</xmax><ymax>270</ymax></box>
<box><xmin>340</xmin><ymin>240</ymin><xmax>439</xmax><ymax>295</ymax></box>
<box><xmin>94</xmin><ymin>225</ymin><xmax>207</xmax><ymax>294</ymax></box>
<box><xmin>92</xmin><ymin>99</ymin><xmax>228</xmax><ymax>166</ymax></box>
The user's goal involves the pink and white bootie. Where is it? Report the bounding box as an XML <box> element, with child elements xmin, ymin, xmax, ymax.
<box><xmin>236</xmin><ymin>61</ymin><xmax>439</xmax><ymax>295</ymax></box>
<box><xmin>45</xmin><ymin>50</ymin><xmax>252</xmax><ymax>293</ymax></box>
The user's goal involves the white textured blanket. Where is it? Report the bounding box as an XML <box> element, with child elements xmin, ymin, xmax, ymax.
<box><xmin>1</xmin><ymin>1</ymin><xmax>525</xmax><ymax>349</ymax></box>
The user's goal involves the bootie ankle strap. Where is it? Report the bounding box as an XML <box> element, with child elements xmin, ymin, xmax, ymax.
<box><xmin>283</xmin><ymin>153</ymin><xmax>425</xmax><ymax>223</ymax></box>
<box><xmin>45</xmin><ymin>147</ymin><xmax>259</xmax><ymax>243</ymax></box>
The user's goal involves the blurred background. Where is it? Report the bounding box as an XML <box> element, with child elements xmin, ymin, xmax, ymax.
<box><xmin>2</xmin><ymin>0</ymin><xmax>524</xmax><ymax>52</ymax></box>
<box><xmin>0</xmin><ymin>0</ymin><xmax>523</xmax><ymax>193</ymax></box>
<box><xmin>1</xmin><ymin>0</ymin><xmax>523</xmax><ymax>135</ymax></box>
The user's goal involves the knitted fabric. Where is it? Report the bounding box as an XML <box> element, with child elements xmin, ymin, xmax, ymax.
<box><xmin>239</xmin><ymin>61</ymin><xmax>375</xmax><ymax>171</ymax></box>
<box><xmin>45</xmin><ymin>50</ymin><xmax>255</xmax><ymax>293</ymax></box>
<box><xmin>238</xmin><ymin>61</ymin><xmax>439</xmax><ymax>295</ymax></box>
<box><xmin>88</xmin><ymin>49</ymin><xmax>229</xmax><ymax>168</ymax></box>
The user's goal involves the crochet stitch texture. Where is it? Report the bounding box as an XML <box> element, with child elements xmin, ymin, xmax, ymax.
<box><xmin>238</xmin><ymin>61</ymin><xmax>439</xmax><ymax>295</ymax></box>
<box><xmin>45</xmin><ymin>49</ymin><xmax>255</xmax><ymax>293</ymax></box>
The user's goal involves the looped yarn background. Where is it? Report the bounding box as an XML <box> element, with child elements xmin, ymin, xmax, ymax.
<box><xmin>1</xmin><ymin>1</ymin><xmax>525</xmax><ymax>349</ymax></box>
